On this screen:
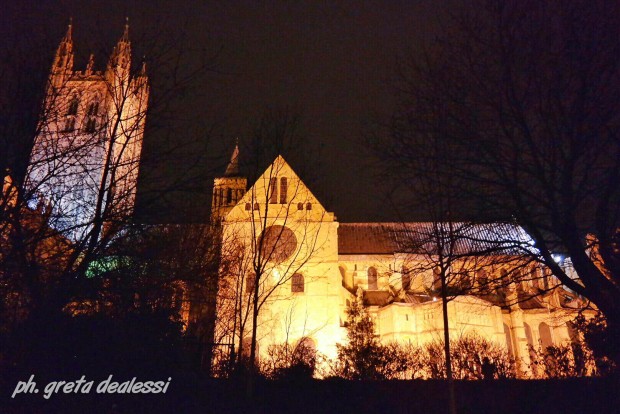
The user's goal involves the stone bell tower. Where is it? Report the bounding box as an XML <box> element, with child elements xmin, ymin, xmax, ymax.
<box><xmin>211</xmin><ymin>143</ymin><xmax>247</xmax><ymax>221</ymax></box>
<box><xmin>26</xmin><ymin>20</ymin><xmax>149</xmax><ymax>240</ymax></box>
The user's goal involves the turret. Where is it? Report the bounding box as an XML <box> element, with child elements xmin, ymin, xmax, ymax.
<box><xmin>212</xmin><ymin>143</ymin><xmax>247</xmax><ymax>221</ymax></box>
<box><xmin>129</xmin><ymin>56</ymin><xmax>149</xmax><ymax>96</ymax></box>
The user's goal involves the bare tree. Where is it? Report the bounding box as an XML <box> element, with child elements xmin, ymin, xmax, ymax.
<box><xmin>380</xmin><ymin>102</ymin><xmax>531</xmax><ymax>411</ymax></box>
<box><xmin>214</xmin><ymin>110</ymin><xmax>332</xmax><ymax>393</ymax></box>
<box><xmin>421</xmin><ymin>334</ymin><xmax>516</xmax><ymax>380</ymax></box>
<box><xmin>0</xmin><ymin>20</ymin><xmax>217</xmax><ymax>335</ymax></box>
<box><xmin>377</xmin><ymin>0</ymin><xmax>620</xmax><ymax>364</ymax></box>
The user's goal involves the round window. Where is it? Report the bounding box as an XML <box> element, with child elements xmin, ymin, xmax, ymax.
<box><xmin>259</xmin><ymin>225</ymin><xmax>297</xmax><ymax>264</ymax></box>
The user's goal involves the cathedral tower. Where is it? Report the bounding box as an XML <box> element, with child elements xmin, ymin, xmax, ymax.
<box><xmin>26</xmin><ymin>20</ymin><xmax>149</xmax><ymax>240</ymax></box>
<box><xmin>211</xmin><ymin>144</ymin><xmax>247</xmax><ymax>221</ymax></box>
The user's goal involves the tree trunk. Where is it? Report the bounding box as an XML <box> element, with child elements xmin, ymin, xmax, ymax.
<box><xmin>246</xmin><ymin>286</ymin><xmax>260</xmax><ymax>399</ymax></box>
<box><xmin>441</xmin><ymin>267</ymin><xmax>457</xmax><ymax>414</ymax></box>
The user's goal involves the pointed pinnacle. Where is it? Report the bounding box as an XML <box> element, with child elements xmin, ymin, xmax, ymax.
<box><xmin>65</xmin><ymin>17</ymin><xmax>73</xmax><ymax>40</ymax></box>
<box><xmin>224</xmin><ymin>143</ymin><xmax>240</xmax><ymax>177</ymax></box>
<box><xmin>140</xmin><ymin>55</ymin><xmax>147</xmax><ymax>75</ymax></box>
<box><xmin>120</xmin><ymin>17</ymin><xmax>130</xmax><ymax>42</ymax></box>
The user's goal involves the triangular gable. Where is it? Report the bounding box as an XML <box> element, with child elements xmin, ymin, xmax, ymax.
<box><xmin>225</xmin><ymin>155</ymin><xmax>334</xmax><ymax>222</ymax></box>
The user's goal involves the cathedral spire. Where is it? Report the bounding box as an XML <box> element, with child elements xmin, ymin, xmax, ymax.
<box><xmin>224</xmin><ymin>142</ymin><xmax>240</xmax><ymax>177</ymax></box>
<box><xmin>85</xmin><ymin>53</ymin><xmax>95</xmax><ymax>75</ymax></box>
<box><xmin>51</xmin><ymin>19</ymin><xmax>74</xmax><ymax>76</ymax></box>
<box><xmin>212</xmin><ymin>142</ymin><xmax>247</xmax><ymax>221</ymax></box>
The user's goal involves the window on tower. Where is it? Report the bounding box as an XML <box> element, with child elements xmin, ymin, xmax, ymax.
<box><xmin>67</xmin><ymin>96</ymin><xmax>79</xmax><ymax>116</ymax></box>
<box><xmin>84</xmin><ymin>117</ymin><xmax>97</xmax><ymax>133</ymax></box>
<box><xmin>83</xmin><ymin>101</ymin><xmax>99</xmax><ymax>133</ymax></box>
<box><xmin>87</xmin><ymin>102</ymin><xmax>99</xmax><ymax>116</ymax></box>
<box><xmin>63</xmin><ymin>118</ymin><xmax>75</xmax><ymax>132</ymax></box>
<box><xmin>227</xmin><ymin>188</ymin><xmax>232</xmax><ymax>204</ymax></box>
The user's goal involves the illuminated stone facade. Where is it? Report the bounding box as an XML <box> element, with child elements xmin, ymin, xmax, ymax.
<box><xmin>26</xmin><ymin>21</ymin><xmax>149</xmax><ymax>240</ymax></box>
<box><xmin>214</xmin><ymin>152</ymin><xmax>588</xmax><ymax>377</ymax></box>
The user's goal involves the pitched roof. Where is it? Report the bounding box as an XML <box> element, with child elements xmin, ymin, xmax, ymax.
<box><xmin>337</xmin><ymin>222</ymin><xmax>535</xmax><ymax>256</ymax></box>
<box><xmin>225</xmin><ymin>155</ymin><xmax>333</xmax><ymax>222</ymax></box>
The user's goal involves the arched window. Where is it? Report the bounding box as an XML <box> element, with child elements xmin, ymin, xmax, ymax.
<box><xmin>279</xmin><ymin>177</ymin><xmax>287</xmax><ymax>204</ymax></box>
<box><xmin>67</xmin><ymin>96</ymin><xmax>79</xmax><ymax>116</ymax></box>
<box><xmin>367</xmin><ymin>267</ymin><xmax>378</xmax><ymax>290</ymax></box>
<box><xmin>306</xmin><ymin>202</ymin><xmax>312</xmax><ymax>210</ymax></box>
<box><xmin>269</xmin><ymin>177</ymin><xmax>278</xmax><ymax>204</ymax></box>
<box><xmin>245</xmin><ymin>202</ymin><xmax>251</xmax><ymax>211</ymax></box>
<box><xmin>291</xmin><ymin>273</ymin><xmax>304</xmax><ymax>293</ymax></box>
<box><xmin>297</xmin><ymin>202</ymin><xmax>304</xmax><ymax>210</ymax></box>
<box><xmin>539</xmin><ymin>322</ymin><xmax>553</xmax><ymax>349</ymax></box>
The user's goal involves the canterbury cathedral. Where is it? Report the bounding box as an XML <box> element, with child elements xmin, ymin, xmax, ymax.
<box><xmin>211</xmin><ymin>147</ymin><xmax>589</xmax><ymax>378</ymax></box>
<box><xmin>19</xmin><ymin>22</ymin><xmax>591</xmax><ymax>380</ymax></box>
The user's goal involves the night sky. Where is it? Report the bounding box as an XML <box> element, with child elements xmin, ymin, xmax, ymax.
<box><xmin>2</xmin><ymin>1</ymin><xmax>450</xmax><ymax>222</ymax></box>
